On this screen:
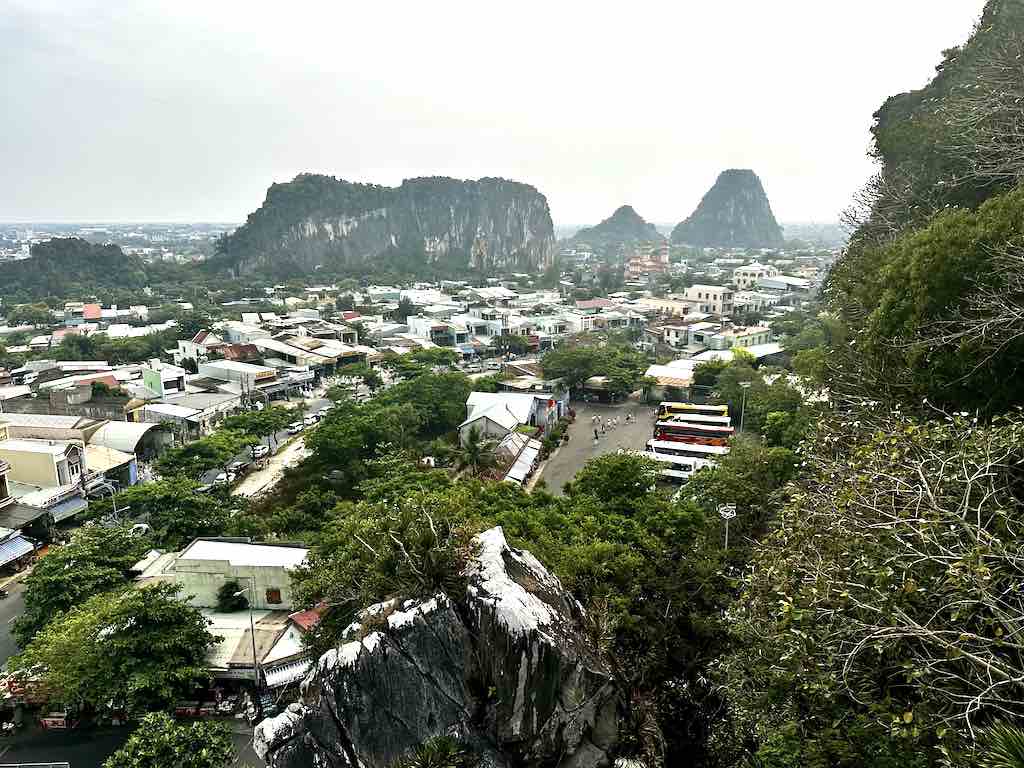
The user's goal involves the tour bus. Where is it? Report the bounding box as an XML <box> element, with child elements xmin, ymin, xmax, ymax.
<box><xmin>647</xmin><ymin>438</ymin><xmax>730</xmax><ymax>459</ymax></box>
<box><xmin>657</xmin><ymin>401</ymin><xmax>730</xmax><ymax>419</ymax></box>
<box><xmin>636</xmin><ymin>450</ymin><xmax>715</xmax><ymax>482</ymax></box>
<box><xmin>656</xmin><ymin>412</ymin><xmax>732</xmax><ymax>427</ymax></box>
<box><xmin>653</xmin><ymin>420</ymin><xmax>735</xmax><ymax>446</ymax></box>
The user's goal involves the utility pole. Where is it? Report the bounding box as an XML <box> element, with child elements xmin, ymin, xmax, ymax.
<box><xmin>739</xmin><ymin>381</ymin><xmax>752</xmax><ymax>433</ymax></box>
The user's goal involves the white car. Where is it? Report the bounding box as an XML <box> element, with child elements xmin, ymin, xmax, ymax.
<box><xmin>252</xmin><ymin>444</ymin><xmax>270</xmax><ymax>460</ymax></box>
<box><xmin>288</xmin><ymin>421</ymin><xmax>304</xmax><ymax>435</ymax></box>
<box><xmin>485</xmin><ymin>361</ymin><xmax>502</xmax><ymax>371</ymax></box>
<box><xmin>214</xmin><ymin>471</ymin><xmax>237</xmax><ymax>485</ymax></box>
<box><xmin>303</xmin><ymin>414</ymin><xmax>319</xmax><ymax>427</ymax></box>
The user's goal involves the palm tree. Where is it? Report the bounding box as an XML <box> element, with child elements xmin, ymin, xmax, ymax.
<box><xmin>395</xmin><ymin>736</ymin><xmax>476</xmax><ymax>768</ymax></box>
<box><xmin>457</xmin><ymin>427</ymin><xmax>495</xmax><ymax>476</ymax></box>
<box><xmin>980</xmin><ymin>723</ymin><xmax>1024</xmax><ymax>768</ymax></box>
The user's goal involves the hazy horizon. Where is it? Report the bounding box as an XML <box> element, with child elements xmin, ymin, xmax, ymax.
<box><xmin>2</xmin><ymin>1</ymin><xmax>986</xmax><ymax>226</ymax></box>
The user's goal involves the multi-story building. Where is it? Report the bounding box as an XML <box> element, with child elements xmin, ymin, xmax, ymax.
<box><xmin>733</xmin><ymin>262</ymin><xmax>779</xmax><ymax>290</ymax></box>
<box><xmin>682</xmin><ymin>285</ymin><xmax>734</xmax><ymax>316</ymax></box>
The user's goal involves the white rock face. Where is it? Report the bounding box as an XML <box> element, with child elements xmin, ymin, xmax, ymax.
<box><xmin>255</xmin><ymin>527</ymin><xmax>617</xmax><ymax>768</ymax></box>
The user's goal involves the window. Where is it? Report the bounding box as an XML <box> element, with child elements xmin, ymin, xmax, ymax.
<box><xmin>265</xmin><ymin>588</ymin><xmax>282</xmax><ymax>605</ymax></box>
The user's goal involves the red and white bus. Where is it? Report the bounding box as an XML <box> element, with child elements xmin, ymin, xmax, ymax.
<box><xmin>653</xmin><ymin>420</ymin><xmax>735</xmax><ymax>446</ymax></box>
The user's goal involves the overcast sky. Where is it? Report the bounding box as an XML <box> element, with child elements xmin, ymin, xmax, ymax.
<box><xmin>1</xmin><ymin>0</ymin><xmax>986</xmax><ymax>226</ymax></box>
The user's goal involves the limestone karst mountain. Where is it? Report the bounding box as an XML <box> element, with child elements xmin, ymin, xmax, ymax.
<box><xmin>671</xmin><ymin>169</ymin><xmax>784</xmax><ymax>248</ymax></box>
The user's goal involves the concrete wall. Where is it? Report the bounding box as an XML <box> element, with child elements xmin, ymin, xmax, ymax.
<box><xmin>168</xmin><ymin>558</ymin><xmax>299</xmax><ymax>611</ymax></box>
<box><xmin>0</xmin><ymin>447</ymin><xmax>57</xmax><ymax>487</ymax></box>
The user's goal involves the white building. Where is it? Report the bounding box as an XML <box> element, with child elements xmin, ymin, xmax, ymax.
<box><xmin>732</xmin><ymin>262</ymin><xmax>778</xmax><ymax>290</ymax></box>
<box><xmin>682</xmin><ymin>285</ymin><xmax>734</xmax><ymax>316</ymax></box>
<box><xmin>133</xmin><ymin>538</ymin><xmax>309</xmax><ymax>611</ymax></box>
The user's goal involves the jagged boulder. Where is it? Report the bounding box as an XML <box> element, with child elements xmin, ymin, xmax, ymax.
<box><xmin>255</xmin><ymin>527</ymin><xmax>618</xmax><ymax>768</ymax></box>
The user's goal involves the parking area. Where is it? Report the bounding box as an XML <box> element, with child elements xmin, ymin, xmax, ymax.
<box><xmin>536</xmin><ymin>398</ymin><xmax>655</xmax><ymax>495</ymax></box>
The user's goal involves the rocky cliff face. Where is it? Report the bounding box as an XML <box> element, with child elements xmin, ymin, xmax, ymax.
<box><xmin>215</xmin><ymin>175</ymin><xmax>556</xmax><ymax>275</ymax></box>
<box><xmin>254</xmin><ymin>527</ymin><xmax>618</xmax><ymax>768</ymax></box>
<box><xmin>671</xmin><ymin>170</ymin><xmax>784</xmax><ymax>248</ymax></box>
<box><xmin>571</xmin><ymin>205</ymin><xmax>663</xmax><ymax>251</ymax></box>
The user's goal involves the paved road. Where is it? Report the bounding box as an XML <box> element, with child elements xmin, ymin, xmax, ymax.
<box><xmin>0</xmin><ymin>580</ymin><xmax>26</xmax><ymax>668</ymax></box>
<box><xmin>538</xmin><ymin>400</ymin><xmax>656</xmax><ymax>495</ymax></box>
<box><xmin>200</xmin><ymin>397</ymin><xmax>332</xmax><ymax>486</ymax></box>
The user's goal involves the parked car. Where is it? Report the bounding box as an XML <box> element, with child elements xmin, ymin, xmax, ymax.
<box><xmin>288</xmin><ymin>421</ymin><xmax>304</xmax><ymax>435</ymax></box>
<box><xmin>252</xmin><ymin>444</ymin><xmax>270</xmax><ymax>460</ymax></box>
<box><xmin>485</xmin><ymin>360</ymin><xmax>502</xmax><ymax>371</ymax></box>
<box><xmin>464</xmin><ymin>363</ymin><xmax>483</xmax><ymax>373</ymax></box>
<box><xmin>303</xmin><ymin>414</ymin><xmax>319</xmax><ymax>427</ymax></box>
<box><xmin>213</xmin><ymin>471</ymin><xmax>237</xmax><ymax>485</ymax></box>
<box><xmin>229</xmin><ymin>460</ymin><xmax>252</xmax><ymax>475</ymax></box>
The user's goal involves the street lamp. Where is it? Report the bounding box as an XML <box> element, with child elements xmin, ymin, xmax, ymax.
<box><xmin>234</xmin><ymin>579</ymin><xmax>265</xmax><ymax>721</ymax></box>
<box><xmin>91</xmin><ymin>479</ymin><xmax>121</xmax><ymax>519</ymax></box>
<box><xmin>738</xmin><ymin>381</ymin><xmax>752</xmax><ymax>434</ymax></box>
<box><xmin>718</xmin><ymin>504</ymin><xmax>737</xmax><ymax>551</ymax></box>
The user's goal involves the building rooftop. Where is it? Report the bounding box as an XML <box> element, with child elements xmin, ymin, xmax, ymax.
<box><xmin>179</xmin><ymin>538</ymin><xmax>308</xmax><ymax>569</ymax></box>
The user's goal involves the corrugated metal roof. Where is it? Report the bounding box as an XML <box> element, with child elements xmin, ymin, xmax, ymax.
<box><xmin>0</xmin><ymin>535</ymin><xmax>34</xmax><ymax>567</ymax></box>
<box><xmin>49</xmin><ymin>495</ymin><xmax>88</xmax><ymax>523</ymax></box>
<box><xmin>264</xmin><ymin>658</ymin><xmax>312</xmax><ymax>689</ymax></box>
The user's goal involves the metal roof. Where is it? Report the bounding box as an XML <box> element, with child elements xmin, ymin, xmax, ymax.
<box><xmin>180</xmin><ymin>539</ymin><xmax>308</xmax><ymax>568</ymax></box>
<box><xmin>0</xmin><ymin>534</ymin><xmax>34</xmax><ymax>567</ymax></box>
<box><xmin>49</xmin><ymin>495</ymin><xmax>88</xmax><ymax>523</ymax></box>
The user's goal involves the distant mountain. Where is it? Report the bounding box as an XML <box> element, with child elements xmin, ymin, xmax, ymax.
<box><xmin>570</xmin><ymin>205</ymin><xmax>663</xmax><ymax>251</ymax></box>
<box><xmin>672</xmin><ymin>170</ymin><xmax>784</xmax><ymax>248</ymax></box>
<box><xmin>210</xmin><ymin>174</ymin><xmax>556</xmax><ymax>276</ymax></box>
<box><xmin>0</xmin><ymin>238</ymin><xmax>147</xmax><ymax>302</ymax></box>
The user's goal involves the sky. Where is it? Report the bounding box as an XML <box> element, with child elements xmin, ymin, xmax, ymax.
<box><xmin>0</xmin><ymin>0</ymin><xmax>987</xmax><ymax>227</ymax></box>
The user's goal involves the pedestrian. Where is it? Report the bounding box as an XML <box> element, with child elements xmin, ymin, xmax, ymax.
<box><xmin>601</xmin><ymin>421</ymin><xmax>606</xmax><ymax>434</ymax></box>
<box><xmin>594</xmin><ymin>427</ymin><xmax>599</xmax><ymax>441</ymax></box>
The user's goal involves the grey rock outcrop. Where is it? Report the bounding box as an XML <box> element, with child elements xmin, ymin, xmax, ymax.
<box><xmin>254</xmin><ymin>527</ymin><xmax>618</xmax><ymax>768</ymax></box>
<box><xmin>671</xmin><ymin>169</ymin><xmax>784</xmax><ymax>248</ymax></box>
<box><xmin>214</xmin><ymin>175</ymin><xmax>556</xmax><ymax>275</ymax></box>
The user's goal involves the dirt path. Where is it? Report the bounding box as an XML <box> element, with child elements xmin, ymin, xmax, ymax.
<box><xmin>232</xmin><ymin>438</ymin><xmax>310</xmax><ymax>498</ymax></box>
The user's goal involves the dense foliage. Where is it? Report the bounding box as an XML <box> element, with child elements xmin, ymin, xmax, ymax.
<box><xmin>0</xmin><ymin>238</ymin><xmax>147</xmax><ymax>303</ymax></box>
<box><xmin>11</xmin><ymin>583</ymin><xmax>215</xmax><ymax>715</ymax></box>
<box><xmin>14</xmin><ymin>525</ymin><xmax>151</xmax><ymax>645</ymax></box>
<box><xmin>103</xmin><ymin>713</ymin><xmax>235</xmax><ymax>768</ymax></box>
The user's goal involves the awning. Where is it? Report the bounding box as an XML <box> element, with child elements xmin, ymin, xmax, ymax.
<box><xmin>504</xmin><ymin>440</ymin><xmax>541</xmax><ymax>484</ymax></box>
<box><xmin>49</xmin><ymin>495</ymin><xmax>88</xmax><ymax>523</ymax></box>
<box><xmin>264</xmin><ymin>658</ymin><xmax>312</xmax><ymax>689</ymax></box>
<box><xmin>0</xmin><ymin>535</ymin><xmax>34</xmax><ymax>567</ymax></box>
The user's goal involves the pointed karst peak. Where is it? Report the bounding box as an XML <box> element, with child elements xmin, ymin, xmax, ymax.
<box><xmin>610</xmin><ymin>204</ymin><xmax>642</xmax><ymax>220</ymax></box>
<box><xmin>572</xmin><ymin>204</ymin><xmax>662</xmax><ymax>246</ymax></box>
<box><xmin>671</xmin><ymin>169</ymin><xmax>784</xmax><ymax>248</ymax></box>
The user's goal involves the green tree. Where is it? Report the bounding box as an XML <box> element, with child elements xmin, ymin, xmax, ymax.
<box><xmin>216</xmin><ymin>580</ymin><xmax>249</xmax><ymax>612</ymax></box>
<box><xmin>222</xmin><ymin>406</ymin><xmax>293</xmax><ymax>449</ymax></box>
<box><xmin>494</xmin><ymin>334</ymin><xmax>531</xmax><ymax>356</ymax></box>
<box><xmin>155</xmin><ymin>429</ymin><xmax>256</xmax><ymax>480</ymax></box>
<box><xmin>456</xmin><ymin>426</ymin><xmax>495</xmax><ymax>476</ymax></box>
<box><xmin>11</xmin><ymin>583</ymin><xmax>215</xmax><ymax>715</ymax></box>
<box><xmin>14</xmin><ymin>525</ymin><xmax>151</xmax><ymax>645</ymax></box>
<box><xmin>103</xmin><ymin>713</ymin><xmax>235</xmax><ymax>768</ymax></box>
<box><xmin>117</xmin><ymin>477</ymin><xmax>233</xmax><ymax>549</ymax></box>
<box><xmin>394</xmin><ymin>297</ymin><xmax>416</xmax><ymax>322</ymax></box>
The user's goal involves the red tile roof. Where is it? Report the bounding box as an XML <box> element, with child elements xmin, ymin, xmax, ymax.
<box><xmin>288</xmin><ymin>604</ymin><xmax>325</xmax><ymax>632</ymax></box>
<box><xmin>82</xmin><ymin>304</ymin><xmax>102</xmax><ymax>320</ymax></box>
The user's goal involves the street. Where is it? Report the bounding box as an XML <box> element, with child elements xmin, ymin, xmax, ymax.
<box><xmin>199</xmin><ymin>396</ymin><xmax>332</xmax><ymax>487</ymax></box>
<box><xmin>537</xmin><ymin>399</ymin><xmax>655</xmax><ymax>495</ymax></box>
<box><xmin>0</xmin><ymin>580</ymin><xmax>25</xmax><ymax>668</ymax></box>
